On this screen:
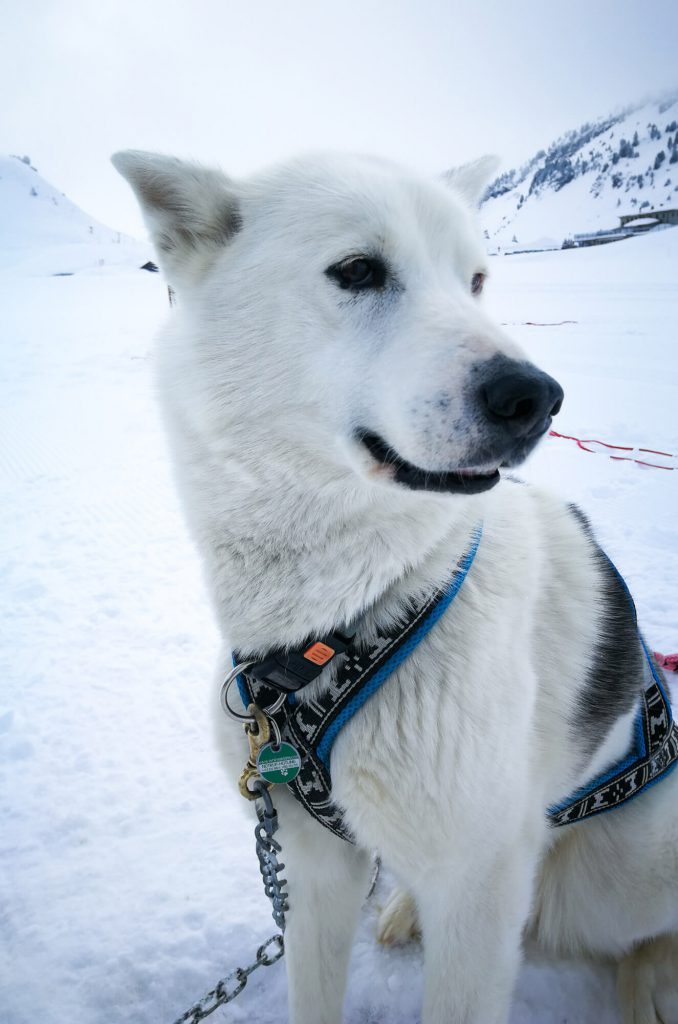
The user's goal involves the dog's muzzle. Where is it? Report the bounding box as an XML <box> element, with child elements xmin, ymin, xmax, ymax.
<box><xmin>357</xmin><ymin>356</ymin><xmax>564</xmax><ymax>494</ymax></box>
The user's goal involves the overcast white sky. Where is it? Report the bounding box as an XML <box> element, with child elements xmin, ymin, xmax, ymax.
<box><xmin>2</xmin><ymin>0</ymin><xmax>677</xmax><ymax>236</ymax></box>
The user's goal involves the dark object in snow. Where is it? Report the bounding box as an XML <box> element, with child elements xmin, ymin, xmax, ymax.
<box><xmin>52</xmin><ymin>272</ymin><xmax>74</xmax><ymax>277</ymax></box>
<box><xmin>140</xmin><ymin>260</ymin><xmax>159</xmax><ymax>272</ymax></box>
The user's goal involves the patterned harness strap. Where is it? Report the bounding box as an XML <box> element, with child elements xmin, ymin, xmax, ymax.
<box><xmin>548</xmin><ymin>639</ymin><xmax>678</xmax><ymax>826</ymax></box>
<box><xmin>236</xmin><ymin>526</ymin><xmax>483</xmax><ymax>842</ymax></box>
<box><xmin>236</xmin><ymin>529</ymin><xmax>677</xmax><ymax>839</ymax></box>
<box><xmin>548</xmin><ymin>546</ymin><xmax>678</xmax><ymax>826</ymax></box>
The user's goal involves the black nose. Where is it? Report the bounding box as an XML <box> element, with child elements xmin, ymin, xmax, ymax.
<box><xmin>480</xmin><ymin>362</ymin><xmax>563</xmax><ymax>438</ymax></box>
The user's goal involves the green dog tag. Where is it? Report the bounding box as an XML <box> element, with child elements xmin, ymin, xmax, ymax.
<box><xmin>257</xmin><ymin>742</ymin><xmax>302</xmax><ymax>785</ymax></box>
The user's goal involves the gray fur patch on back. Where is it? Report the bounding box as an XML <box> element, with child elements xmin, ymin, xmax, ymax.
<box><xmin>568</xmin><ymin>503</ymin><xmax>645</xmax><ymax>754</ymax></box>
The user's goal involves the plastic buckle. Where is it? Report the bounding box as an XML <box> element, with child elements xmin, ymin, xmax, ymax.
<box><xmin>246</xmin><ymin>627</ymin><xmax>355</xmax><ymax>692</ymax></box>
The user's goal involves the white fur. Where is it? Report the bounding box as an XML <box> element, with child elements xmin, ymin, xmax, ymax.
<box><xmin>114</xmin><ymin>149</ymin><xmax>678</xmax><ymax>1024</ymax></box>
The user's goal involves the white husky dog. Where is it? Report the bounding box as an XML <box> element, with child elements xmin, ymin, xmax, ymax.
<box><xmin>114</xmin><ymin>149</ymin><xmax>678</xmax><ymax>1024</ymax></box>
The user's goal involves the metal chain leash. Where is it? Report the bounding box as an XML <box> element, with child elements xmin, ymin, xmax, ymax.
<box><xmin>171</xmin><ymin>932</ymin><xmax>284</xmax><ymax>1024</ymax></box>
<box><xmin>171</xmin><ymin>782</ymin><xmax>287</xmax><ymax>1024</ymax></box>
<box><xmin>252</xmin><ymin>781</ymin><xmax>290</xmax><ymax>931</ymax></box>
<box><xmin>170</xmin><ymin>687</ymin><xmax>380</xmax><ymax>1024</ymax></box>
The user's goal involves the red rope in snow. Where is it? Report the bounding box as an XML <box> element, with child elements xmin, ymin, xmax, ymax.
<box><xmin>546</xmin><ymin>434</ymin><xmax>676</xmax><ymax>669</ymax></box>
<box><xmin>654</xmin><ymin>652</ymin><xmax>678</xmax><ymax>672</ymax></box>
<box><xmin>500</xmin><ymin>321</ymin><xmax>580</xmax><ymax>327</ymax></box>
<box><xmin>548</xmin><ymin>430</ymin><xmax>676</xmax><ymax>471</ymax></box>
<box><xmin>547</xmin><ymin>432</ymin><xmax>676</xmax><ymax>668</ymax></box>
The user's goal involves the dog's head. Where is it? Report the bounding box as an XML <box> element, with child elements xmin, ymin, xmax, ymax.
<box><xmin>114</xmin><ymin>151</ymin><xmax>562</xmax><ymax>499</ymax></box>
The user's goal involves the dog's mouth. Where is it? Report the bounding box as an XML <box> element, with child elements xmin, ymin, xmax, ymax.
<box><xmin>357</xmin><ymin>430</ymin><xmax>501</xmax><ymax>494</ymax></box>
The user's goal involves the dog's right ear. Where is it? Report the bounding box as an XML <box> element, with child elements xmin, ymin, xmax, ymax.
<box><xmin>442</xmin><ymin>155</ymin><xmax>501</xmax><ymax>208</ymax></box>
<box><xmin>111</xmin><ymin>150</ymin><xmax>241</xmax><ymax>289</ymax></box>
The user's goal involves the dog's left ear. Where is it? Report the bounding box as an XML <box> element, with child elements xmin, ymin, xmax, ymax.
<box><xmin>112</xmin><ymin>150</ymin><xmax>241</xmax><ymax>290</ymax></box>
<box><xmin>442</xmin><ymin>155</ymin><xmax>501</xmax><ymax>207</ymax></box>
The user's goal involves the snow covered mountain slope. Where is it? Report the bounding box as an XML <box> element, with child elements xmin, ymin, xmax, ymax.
<box><xmin>0</xmin><ymin>154</ymin><xmax>147</xmax><ymax>273</ymax></box>
<box><xmin>481</xmin><ymin>93</ymin><xmax>678</xmax><ymax>251</ymax></box>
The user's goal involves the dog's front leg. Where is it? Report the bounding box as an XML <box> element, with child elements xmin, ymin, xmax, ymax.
<box><xmin>413</xmin><ymin>842</ymin><xmax>536</xmax><ymax>1024</ymax></box>
<box><xmin>275</xmin><ymin>792</ymin><xmax>371</xmax><ymax>1024</ymax></box>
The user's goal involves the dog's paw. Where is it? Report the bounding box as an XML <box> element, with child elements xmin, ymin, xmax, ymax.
<box><xmin>617</xmin><ymin>935</ymin><xmax>678</xmax><ymax>1024</ymax></box>
<box><xmin>376</xmin><ymin>887</ymin><xmax>421</xmax><ymax>947</ymax></box>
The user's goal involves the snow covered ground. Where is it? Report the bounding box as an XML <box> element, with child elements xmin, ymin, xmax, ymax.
<box><xmin>1</xmin><ymin>218</ymin><xmax>677</xmax><ymax>1024</ymax></box>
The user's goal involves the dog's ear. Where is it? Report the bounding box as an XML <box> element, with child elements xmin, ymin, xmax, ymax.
<box><xmin>111</xmin><ymin>150</ymin><xmax>241</xmax><ymax>288</ymax></box>
<box><xmin>442</xmin><ymin>155</ymin><xmax>500</xmax><ymax>207</ymax></box>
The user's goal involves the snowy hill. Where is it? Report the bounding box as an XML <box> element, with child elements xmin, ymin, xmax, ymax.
<box><xmin>481</xmin><ymin>93</ymin><xmax>678</xmax><ymax>251</ymax></box>
<box><xmin>0</xmin><ymin>154</ymin><xmax>148</xmax><ymax>273</ymax></box>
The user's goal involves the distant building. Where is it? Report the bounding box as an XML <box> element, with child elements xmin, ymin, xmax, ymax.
<box><xmin>619</xmin><ymin>209</ymin><xmax>678</xmax><ymax>228</ymax></box>
<box><xmin>564</xmin><ymin>209</ymin><xmax>678</xmax><ymax>249</ymax></box>
<box><xmin>567</xmin><ymin>229</ymin><xmax>631</xmax><ymax>248</ymax></box>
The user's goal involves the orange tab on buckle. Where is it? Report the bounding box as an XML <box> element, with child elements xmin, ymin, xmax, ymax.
<box><xmin>303</xmin><ymin>641</ymin><xmax>335</xmax><ymax>666</ymax></box>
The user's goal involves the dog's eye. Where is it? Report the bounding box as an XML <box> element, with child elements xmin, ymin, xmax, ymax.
<box><xmin>471</xmin><ymin>272</ymin><xmax>486</xmax><ymax>296</ymax></box>
<box><xmin>326</xmin><ymin>256</ymin><xmax>386</xmax><ymax>291</ymax></box>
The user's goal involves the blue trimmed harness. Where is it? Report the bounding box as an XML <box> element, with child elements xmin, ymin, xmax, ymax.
<box><xmin>235</xmin><ymin>530</ymin><xmax>677</xmax><ymax>841</ymax></box>
<box><xmin>548</xmin><ymin>557</ymin><xmax>678</xmax><ymax>826</ymax></box>
<box><xmin>236</xmin><ymin>526</ymin><xmax>482</xmax><ymax>840</ymax></box>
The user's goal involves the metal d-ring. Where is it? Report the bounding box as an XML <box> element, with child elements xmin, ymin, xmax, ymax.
<box><xmin>263</xmin><ymin>691</ymin><xmax>286</xmax><ymax>717</ymax></box>
<box><xmin>220</xmin><ymin>663</ymin><xmax>289</xmax><ymax>725</ymax></box>
<box><xmin>220</xmin><ymin>662</ymin><xmax>257</xmax><ymax>722</ymax></box>
<box><xmin>268</xmin><ymin>716</ymin><xmax>282</xmax><ymax>749</ymax></box>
